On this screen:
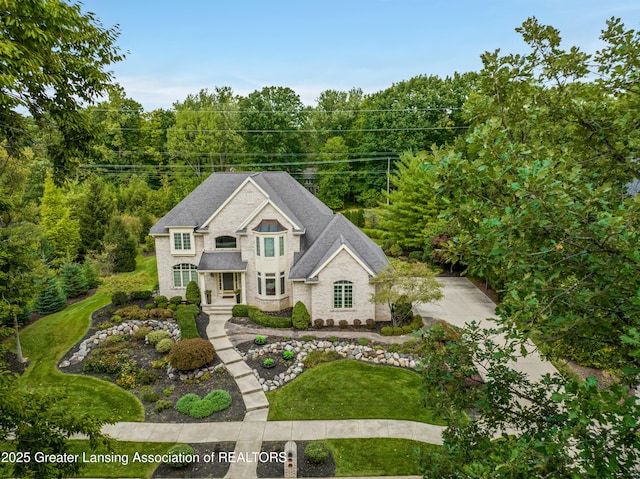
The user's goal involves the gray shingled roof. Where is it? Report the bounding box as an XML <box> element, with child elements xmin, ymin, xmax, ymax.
<box><xmin>150</xmin><ymin>172</ymin><xmax>388</xmax><ymax>280</ymax></box>
<box><xmin>289</xmin><ymin>213</ymin><xmax>388</xmax><ymax>280</ymax></box>
<box><xmin>198</xmin><ymin>252</ymin><xmax>247</xmax><ymax>271</ymax></box>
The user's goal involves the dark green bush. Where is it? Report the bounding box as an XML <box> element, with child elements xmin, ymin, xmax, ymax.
<box><xmin>247</xmin><ymin>306</ymin><xmax>293</xmax><ymax>328</ymax></box>
<box><xmin>392</xmin><ymin>294</ymin><xmax>414</xmax><ymax>326</ymax></box>
<box><xmin>60</xmin><ymin>262</ymin><xmax>89</xmax><ymax>299</ymax></box>
<box><xmin>175</xmin><ymin>393</ymin><xmax>200</xmax><ymax>414</ymax></box>
<box><xmin>114</xmin><ymin>305</ymin><xmax>150</xmax><ymax>322</ymax></box>
<box><xmin>144</xmin><ymin>303</ymin><xmax>154</xmax><ymax>310</ymax></box>
<box><xmin>129</xmin><ymin>290</ymin><xmax>153</xmax><ymax>301</ymax></box>
<box><xmin>232</xmin><ymin>304</ymin><xmax>249</xmax><ymax>317</ymax></box>
<box><xmin>292</xmin><ymin>301</ymin><xmax>310</xmax><ymax>330</ymax></box>
<box><xmin>169</xmin><ymin>295</ymin><xmax>183</xmax><ymax>305</ymax></box>
<box><xmin>174</xmin><ymin>306</ymin><xmax>199</xmax><ymax>339</ymax></box>
<box><xmin>168</xmin><ymin>338</ymin><xmax>215</xmax><ymax>371</ymax></box>
<box><xmin>111</xmin><ymin>291</ymin><xmax>128</xmax><ymax>307</ymax></box>
<box><xmin>175</xmin><ymin>390</ymin><xmax>232</xmax><ymax>419</ymax></box>
<box><xmin>185</xmin><ymin>280</ymin><xmax>201</xmax><ymax>305</ymax></box>
<box><xmin>154</xmin><ymin>295</ymin><xmax>167</xmax><ymax>306</ymax></box>
<box><xmin>305</xmin><ymin>441</ymin><xmax>329</xmax><ymax>464</ymax></box>
<box><xmin>137</xmin><ymin>368</ymin><xmax>159</xmax><ymax>385</ymax></box>
<box><xmin>164</xmin><ymin>444</ymin><xmax>195</xmax><ymax>468</ymax></box>
<box><xmin>34</xmin><ymin>276</ymin><xmax>67</xmax><ymax>315</ymax></box>
<box><xmin>408</xmin><ymin>251</ymin><xmax>423</xmax><ymax>262</ymax></box>
<box><xmin>140</xmin><ymin>386</ymin><xmax>159</xmax><ymax>403</ymax></box>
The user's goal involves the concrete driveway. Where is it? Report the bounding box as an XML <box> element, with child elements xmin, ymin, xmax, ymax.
<box><xmin>414</xmin><ymin>276</ymin><xmax>558</xmax><ymax>381</ymax></box>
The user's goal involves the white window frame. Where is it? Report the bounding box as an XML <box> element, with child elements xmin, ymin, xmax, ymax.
<box><xmin>171</xmin><ymin>229</ymin><xmax>195</xmax><ymax>255</ymax></box>
<box><xmin>333</xmin><ymin>280</ymin><xmax>353</xmax><ymax>309</ymax></box>
<box><xmin>173</xmin><ymin>264</ymin><xmax>198</xmax><ymax>288</ymax></box>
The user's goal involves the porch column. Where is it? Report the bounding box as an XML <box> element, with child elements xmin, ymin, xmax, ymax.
<box><xmin>198</xmin><ymin>272</ymin><xmax>207</xmax><ymax>305</ymax></box>
<box><xmin>240</xmin><ymin>272</ymin><xmax>247</xmax><ymax>304</ymax></box>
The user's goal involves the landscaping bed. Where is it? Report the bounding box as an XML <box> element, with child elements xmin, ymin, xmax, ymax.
<box><xmin>58</xmin><ymin>301</ymin><xmax>246</xmax><ymax>423</ymax></box>
<box><xmin>257</xmin><ymin>441</ymin><xmax>336</xmax><ymax>478</ymax></box>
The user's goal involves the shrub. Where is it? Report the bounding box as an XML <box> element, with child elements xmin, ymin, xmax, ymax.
<box><xmin>402</xmin><ymin>325</ymin><xmax>414</xmax><ymax>334</ymax></box>
<box><xmin>174</xmin><ymin>306</ymin><xmax>199</xmax><ymax>339</ymax></box>
<box><xmin>325</xmin><ymin>318</ymin><xmax>334</xmax><ymax>327</ymax></box>
<box><xmin>353</xmin><ymin>319</ymin><xmax>362</xmax><ymax>327</ymax></box>
<box><xmin>60</xmin><ymin>262</ymin><xmax>89</xmax><ymax>298</ymax></box>
<box><xmin>254</xmin><ymin>335</ymin><xmax>266</xmax><ymax>345</ymax></box>
<box><xmin>175</xmin><ymin>393</ymin><xmax>200</xmax><ymax>414</ymax></box>
<box><xmin>164</xmin><ymin>444</ymin><xmax>195</xmax><ymax>468</ymax></box>
<box><xmin>303</xmin><ymin>350</ymin><xmax>339</xmax><ymax>368</ymax></box>
<box><xmin>168</xmin><ymin>338</ymin><xmax>215</xmax><ymax>371</ymax></box>
<box><xmin>392</xmin><ymin>295</ymin><xmax>414</xmax><ymax>326</ymax></box>
<box><xmin>129</xmin><ymin>290</ymin><xmax>153</xmax><ymax>301</ymax></box>
<box><xmin>110</xmin><ymin>314</ymin><xmax>123</xmax><ymax>324</ymax></box>
<box><xmin>357</xmin><ymin>338</ymin><xmax>370</xmax><ymax>346</ymax></box>
<box><xmin>408</xmin><ymin>251</ymin><xmax>423</xmax><ymax>262</ymax></box>
<box><xmin>116</xmin><ymin>372</ymin><xmax>138</xmax><ymax>389</ymax></box>
<box><xmin>140</xmin><ymin>386</ymin><xmax>159</xmax><ymax>403</ymax></box>
<box><xmin>155</xmin><ymin>399</ymin><xmax>173</xmax><ymax>413</ymax></box>
<box><xmin>147</xmin><ymin>330</ymin><xmax>171</xmax><ymax>346</ymax></box>
<box><xmin>305</xmin><ymin>441</ymin><xmax>329</xmax><ymax>464</ymax></box>
<box><xmin>154</xmin><ymin>295</ymin><xmax>167</xmax><ymax>306</ymax></box>
<box><xmin>114</xmin><ymin>305</ymin><xmax>149</xmax><ymax>322</ymax></box>
<box><xmin>381</xmin><ymin>326</ymin><xmax>393</xmax><ymax>336</ymax></box>
<box><xmin>392</xmin><ymin>326</ymin><xmax>404</xmax><ymax>336</ymax></box>
<box><xmin>82</xmin><ymin>259</ymin><xmax>101</xmax><ymax>289</ymax></box>
<box><xmin>137</xmin><ymin>368</ymin><xmax>159</xmax><ymax>385</ymax></box>
<box><xmin>149</xmin><ymin>308</ymin><xmax>173</xmax><ymax>320</ymax></box>
<box><xmin>152</xmin><ymin>358</ymin><xmax>168</xmax><ymax>369</ymax></box>
<box><xmin>144</xmin><ymin>303</ymin><xmax>154</xmax><ymax>310</ymax></box>
<box><xmin>313</xmin><ymin>318</ymin><xmax>324</xmax><ymax>328</ymax></box>
<box><xmin>338</xmin><ymin>320</ymin><xmax>348</xmax><ymax>329</ymax></box>
<box><xmin>133</xmin><ymin>326</ymin><xmax>152</xmax><ymax>341</ymax></box>
<box><xmin>156</xmin><ymin>338</ymin><xmax>175</xmax><ymax>353</ymax></box>
<box><xmin>169</xmin><ymin>296</ymin><xmax>183</xmax><ymax>306</ymax></box>
<box><xmin>365</xmin><ymin>318</ymin><xmax>376</xmax><ymax>330</ymax></box>
<box><xmin>232</xmin><ymin>304</ymin><xmax>249</xmax><ymax>317</ymax></box>
<box><xmin>203</xmin><ymin>390</ymin><xmax>232</xmax><ymax>412</ymax></box>
<box><xmin>247</xmin><ymin>306</ymin><xmax>293</xmax><ymax>328</ymax></box>
<box><xmin>34</xmin><ymin>276</ymin><xmax>67</xmax><ymax>315</ymax></box>
<box><xmin>111</xmin><ymin>291</ymin><xmax>128</xmax><ymax>307</ymax></box>
<box><xmin>157</xmin><ymin>302</ymin><xmax>168</xmax><ymax>309</ymax></box>
<box><xmin>299</xmin><ymin>335</ymin><xmax>317</xmax><ymax>342</ymax></box>
<box><xmin>292</xmin><ymin>301</ymin><xmax>310</xmax><ymax>330</ymax></box>
<box><xmin>185</xmin><ymin>280</ymin><xmax>201</xmax><ymax>306</ymax></box>
<box><xmin>263</xmin><ymin>358</ymin><xmax>275</xmax><ymax>367</ymax></box>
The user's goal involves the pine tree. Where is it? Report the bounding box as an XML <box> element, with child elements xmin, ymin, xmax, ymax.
<box><xmin>82</xmin><ymin>259</ymin><xmax>101</xmax><ymax>289</ymax></box>
<box><xmin>40</xmin><ymin>174</ymin><xmax>81</xmax><ymax>263</ymax></box>
<box><xmin>104</xmin><ymin>216</ymin><xmax>137</xmax><ymax>273</ymax></box>
<box><xmin>77</xmin><ymin>176</ymin><xmax>115</xmax><ymax>257</ymax></box>
<box><xmin>33</xmin><ymin>276</ymin><xmax>67</xmax><ymax>315</ymax></box>
<box><xmin>59</xmin><ymin>262</ymin><xmax>89</xmax><ymax>299</ymax></box>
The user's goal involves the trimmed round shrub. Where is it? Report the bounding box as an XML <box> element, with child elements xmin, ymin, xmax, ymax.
<box><xmin>185</xmin><ymin>280</ymin><xmax>201</xmax><ymax>306</ymax></box>
<box><xmin>169</xmin><ymin>295</ymin><xmax>183</xmax><ymax>306</ymax></box>
<box><xmin>133</xmin><ymin>326</ymin><xmax>152</xmax><ymax>341</ymax></box>
<box><xmin>164</xmin><ymin>444</ymin><xmax>195</xmax><ymax>468</ymax></box>
<box><xmin>147</xmin><ymin>330</ymin><xmax>171</xmax><ymax>346</ymax></box>
<box><xmin>168</xmin><ymin>338</ymin><xmax>215</xmax><ymax>371</ymax></box>
<box><xmin>129</xmin><ymin>290</ymin><xmax>153</xmax><ymax>301</ymax></box>
<box><xmin>402</xmin><ymin>325</ymin><xmax>414</xmax><ymax>334</ymax></box>
<box><xmin>338</xmin><ymin>320</ymin><xmax>348</xmax><ymax>329</ymax></box>
<box><xmin>189</xmin><ymin>400</ymin><xmax>217</xmax><ymax>419</ymax></box>
<box><xmin>156</xmin><ymin>338</ymin><xmax>175</xmax><ymax>353</ymax></box>
<box><xmin>232</xmin><ymin>304</ymin><xmax>249</xmax><ymax>317</ymax></box>
<box><xmin>154</xmin><ymin>295</ymin><xmax>167</xmax><ymax>306</ymax></box>
<box><xmin>313</xmin><ymin>318</ymin><xmax>324</xmax><ymax>328</ymax></box>
<box><xmin>111</xmin><ymin>291</ymin><xmax>128</xmax><ymax>307</ymax></box>
<box><xmin>292</xmin><ymin>301</ymin><xmax>310</xmax><ymax>330</ymax></box>
<box><xmin>305</xmin><ymin>441</ymin><xmax>329</xmax><ymax>464</ymax></box>
<box><xmin>392</xmin><ymin>326</ymin><xmax>404</xmax><ymax>336</ymax></box>
<box><xmin>204</xmin><ymin>390</ymin><xmax>232</xmax><ymax>411</ymax></box>
<box><xmin>175</xmin><ymin>393</ymin><xmax>200</xmax><ymax>414</ymax></box>
<box><xmin>381</xmin><ymin>326</ymin><xmax>393</xmax><ymax>336</ymax></box>
<box><xmin>353</xmin><ymin>319</ymin><xmax>362</xmax><ymax>327</ymax></box>
<box><xmin>365</xmin><ymin>318</ymin><xmax>376</xmax><ymax>330</ymax></box>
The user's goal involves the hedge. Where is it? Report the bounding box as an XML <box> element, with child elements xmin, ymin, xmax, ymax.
<box><xmin>174</xmin><ymin>305</ymin><xmax>200</xmax><ymax>339</ymax></box>
<box><xmin>232</xmin><ymin>304</ymin><xmax>292</xmax><ymax>328</ymax></box>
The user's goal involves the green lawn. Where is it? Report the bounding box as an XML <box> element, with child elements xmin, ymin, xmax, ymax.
<box><xmin>13</xmin><ymin>255</ymin><xmax>158</xmax><ymax>422</ymax></box>
<box><xmin>327</xmin><ymin>438</ymin><xmax>436</xmax><ymax>476</ymax></box>
<box><xmin>266</xmin><ymin>360</ymin><xmax>447</xmax><ymax>425</ymax></box>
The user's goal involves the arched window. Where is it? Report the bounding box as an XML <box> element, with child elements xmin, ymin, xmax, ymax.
<box><xmin>173</xmin><ymin>264</ymin><xmax>198</xmax><ymax>288</ymax></box>
<box><xmin>215</xmin><ymin>235</ymin><xmax>237</xmax><ymax>249</ymax></box>
<box><xmin>333</xmin><ymin>280</ymin><xmax>353</xmax><ymax>309</ymax></box>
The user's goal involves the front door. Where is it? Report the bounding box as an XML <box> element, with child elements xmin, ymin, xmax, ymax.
<box><xmin>222</xmin><ymin>273</ymin><xmax>234</xmax><ymax>292</ymax></box>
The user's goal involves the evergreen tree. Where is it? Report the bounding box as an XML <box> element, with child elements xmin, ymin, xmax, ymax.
<box><xmin>59</xmin><ymin>262</ymin><xmax>89</xmax><ymax>299</ymax></box>
<box><xmin>185</xmin><ymin>280</ymin><xmax>201</xmax><ymax>306</ymax></box>
<box><xmin>33</xmin><ymin>275</ymin><xmax>67</xmax><ymax>315</ymax></box>
<box><xmin>77</xmin><ymin>176</ymin><xmax>115</xmax><ymax>257</ymax></box>
<box><xmin>82</xmin><ymin>259</ymin><xmax>101</xmax><ymax>289</ymax></box>
<box><xmin>104</xmin><ymin>216</ymin><xmax>137</xmax><ymax>273</ymax></box>
<box><xmin>40</xmin><ymin>174</ymin><xmax>81</xmax><ymax>263</ymax></box>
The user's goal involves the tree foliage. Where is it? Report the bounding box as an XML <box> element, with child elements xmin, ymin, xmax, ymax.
<box><xmin>0</xmin><ymin>0</ymin><xmax>123</xmax><ymax>182</ymax></box>
<box><xmin>40</xmin><ymin>174</ymin><xmax>81</xmax><ymax>263</ymax></box>
<box><xmin>104</xmin><ymin>216</ymin><xmax>137</xmax><ymax>273</ymax></box>
<box><xmin>369</xmin><ymin>259</ymin><xmax>442</xmax><ymax>327</ymax></box>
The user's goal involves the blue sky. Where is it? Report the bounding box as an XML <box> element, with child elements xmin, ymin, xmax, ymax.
<box><xmin>78</xmin><ymin>0</ymin><xmax>640</xmax><ymax>110</ymax></box>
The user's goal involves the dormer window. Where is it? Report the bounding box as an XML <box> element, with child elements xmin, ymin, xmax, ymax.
<box><xmin>254</xmin><ymin>219</ymin><xmax>286</xmax><ymax>233</ymax></box>
<box><xmin>215</xmin><ymin>235</ymin><xmax>237</xmax><ymax>249</ymax></box>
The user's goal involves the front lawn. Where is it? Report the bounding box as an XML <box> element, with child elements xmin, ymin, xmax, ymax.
<box><xmin>13</xmin><ymin>255</ymin><xmax>158</xmax><ymax>422</ymax></box>
<box><xmin>327</xmin><ymin>438</ymin><xmax>436</xmax><ymax>476</ymax></box>
<box><xmin>266</xmin><ymin>360</ymin><xmax>446</xmax><ymax>425</ymax></box>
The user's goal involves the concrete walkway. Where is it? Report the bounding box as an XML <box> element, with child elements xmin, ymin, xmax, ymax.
<box><xmin>414</xmin><ymin>276</ymin><xmax>558</xmax><ymax>381</ymax></box>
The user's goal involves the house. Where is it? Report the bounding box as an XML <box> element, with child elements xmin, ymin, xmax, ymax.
<box><xmin>150</xmin><ymin>171</ymin><xmax>391</xmax><ymax>324</ymax></box>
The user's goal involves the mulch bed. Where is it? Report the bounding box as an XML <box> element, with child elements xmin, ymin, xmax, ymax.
<box><xmin>228</xmin><ymin>315</ymin><xmax>392</xmax><ymax>335</ymax></box>
<box><xmin>58</xmin><ymin>302</ymin><xmax>246</xmax><ymax>423</ymax></box>
<box><xmin>152</xmin><ymin>442</ymin><xmax>236</xmax><ymax>478</ymax></box>
<box><xmin>257</xmin><ymin>441</ymin><xmax>336</xmax><ymax>478</ymax></box>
